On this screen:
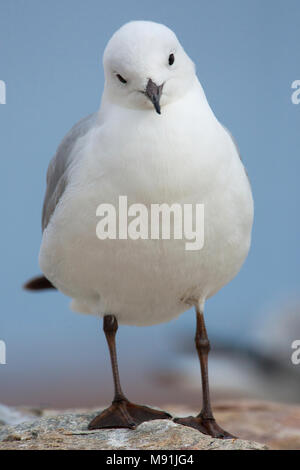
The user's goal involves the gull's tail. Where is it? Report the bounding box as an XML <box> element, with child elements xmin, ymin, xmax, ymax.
<box><xmin>23</xmin><ymin>276</ymin><xmax>56</xmax><ymax>291</ymax></box>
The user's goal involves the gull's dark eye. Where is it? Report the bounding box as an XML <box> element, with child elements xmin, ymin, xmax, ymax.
<box><xmin>168</xmin><ymin>53</ymin><xmax>175</xmax><ymax>66</ymax></box>
<box><xmin>116</xmin><ymin>74</ymin><xmax>127</xmax><ymax>84</ymax></box>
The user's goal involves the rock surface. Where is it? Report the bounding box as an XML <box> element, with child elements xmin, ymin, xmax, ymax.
<box><xmin>2</xmin><ymin>399</ymin><xmax>300</xmax><ymax>450</ymax></box>
<box><xmin>0</xmin><ymin>412</ymin><xmax>266</xmax><ymax>450</ymax></box>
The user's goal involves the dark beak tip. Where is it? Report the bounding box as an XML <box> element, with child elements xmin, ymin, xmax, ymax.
<box><xmin>145</xmin><ymin>79</ymin><xmax>163</xmax><ymax>115</ymax></box>
<box><xmin>154</xmin><ymin>103</ymin><xmax>161</xmax><ymax>115</ymax></box>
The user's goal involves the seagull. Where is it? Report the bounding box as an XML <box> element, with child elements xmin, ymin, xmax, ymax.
<box><xmin>25</xmin><ymin>21</ymin><xmax>254</xmax><ymax>438</ymax></box>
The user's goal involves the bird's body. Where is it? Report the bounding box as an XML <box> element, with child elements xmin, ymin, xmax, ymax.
<box><xmin>39</xmin><ymin>74</ymin><xmax>253</xmax><ymax>325</ymax></box>
<box><xmin>29</xmin><ymin>21</ymin><xmax>254</xmax><ymax>437</ymax></box>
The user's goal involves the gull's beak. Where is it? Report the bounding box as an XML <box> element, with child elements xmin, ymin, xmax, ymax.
<box><xmin>145</xmin><ymin>79</ymin><xmax>163</xmax><ymax>115</ymax></box>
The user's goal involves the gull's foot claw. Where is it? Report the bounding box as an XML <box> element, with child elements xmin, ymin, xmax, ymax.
<box><xmin>173</xmin><ymin>416</ymin><xmax>235</xmax><ymax>439</ymax></box>
<box><xmin>88</xmin><ymin>399</ymin><xmax>172</xmax><ymax>430</ymax></box>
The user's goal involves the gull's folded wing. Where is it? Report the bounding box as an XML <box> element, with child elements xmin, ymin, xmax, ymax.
<box><xmin>24</xmin><ymin>112</ymin><xmax>98</xmax><ymax>291</ymax></box>
<box><xmin>42</xmin><ymin>112</ymin><xmax>97</xmax><ymax>231</ymax></box>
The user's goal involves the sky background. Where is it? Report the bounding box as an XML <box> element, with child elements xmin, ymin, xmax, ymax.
<box><xmin>0</xmin><ymin>0</ymin><xmax>299</xmax><ymax>408</ymax></box>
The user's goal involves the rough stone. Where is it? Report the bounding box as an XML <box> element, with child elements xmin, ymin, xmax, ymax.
<box><xmin>0</xmin><ymin>410</ymin><xmax>267</xmax><ymax>450</ymax></box>
<box><xmin>3</xmin><ymin>399</ymin><xmax>300</xmax><ymax>450</ymax></box>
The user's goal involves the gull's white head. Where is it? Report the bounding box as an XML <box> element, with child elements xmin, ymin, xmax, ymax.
<box><xmin>102</xmin><ymin>21</ymin><xmax>196</xmax><ymax>114</ymax></box>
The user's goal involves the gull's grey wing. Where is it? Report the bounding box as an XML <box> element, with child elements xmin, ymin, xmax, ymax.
<box><xmin>42</xmin><ymin>113</ymin><xmax>97</xmax><ymax>231</ymax></box>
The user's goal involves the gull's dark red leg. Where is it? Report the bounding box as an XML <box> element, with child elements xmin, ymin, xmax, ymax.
<box><xmin>88</xmin><ymin>315</ymin><xmax>171</xmax><ymax>430</ymax></box>
<box><xmin>174</xmin><ymin>307</ymin><xmax>235</xmax><ymax>439</ymax></box>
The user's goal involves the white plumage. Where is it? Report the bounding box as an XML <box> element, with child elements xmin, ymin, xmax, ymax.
<box><xmin>39</xmin><ymin>21</ymin><xmax>253</xmax><ymax>326</ymax></box>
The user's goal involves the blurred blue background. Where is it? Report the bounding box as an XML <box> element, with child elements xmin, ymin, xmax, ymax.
<box><xmin>0</xmin><ymin>0</ymin><xmax>299</xmax><ymax>408</ymax></box>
